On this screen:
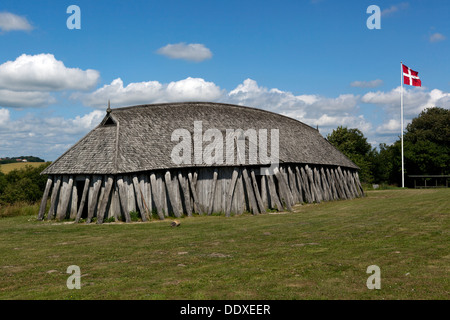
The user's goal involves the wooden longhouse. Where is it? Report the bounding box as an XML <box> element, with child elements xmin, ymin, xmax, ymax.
<box><xmin>38</xmin><ymin>102</ymin><xmax>364</xmax><ymax>223</ymax></box>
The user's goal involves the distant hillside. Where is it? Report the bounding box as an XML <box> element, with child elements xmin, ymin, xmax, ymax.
<box><xmin>0</xmin><ymin>156</ymin><xmax>45</xmax><ymax>164</ymax></box>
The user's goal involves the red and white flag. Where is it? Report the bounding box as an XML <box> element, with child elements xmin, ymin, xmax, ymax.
<box><xmin>402</xmin><ymin>64</ymin><xmax>421</xmax><ymax>86</ymax></box>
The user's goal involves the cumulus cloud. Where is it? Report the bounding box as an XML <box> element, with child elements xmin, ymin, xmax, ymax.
<box><xmin>381</xmin><ymin>2</ymin><xmax>409</xmax><ymax>16</ymax></box>
<box><xmin>350</xmin><ymin>79</ymin><xmax>383</xmax><ymax>88</ymax></box>
<box><xmin>157</xmin><ymin>43</ymin><xmax>213</xmax><ymax>62</ymax></box>
<box><xmin>362</xmin><ymin>87</ymin><xmax>450</xmax><ymax>117</ymax></box>
<box><xmin>429</xmin><ymin>33</ymin><xmax>446</xmax><ymax>43</ymax></box>
<box><xmin>0</xmin><ymin>53</ymin><xmax>99</xmax><ymax>92</ymax></box>
<box><xmin>0</xmin><ymin>89</ymin><xmax>56</xmax><ymax>108</ymax></box>
<box><xmin>224</xmin><ymin>78</ymin><xmax>363</xmax><ymax>131</ymax></box>
<box><xmin>0</xmin><ymin>109</ymin><xmax>105</xmax><ymax>159</ymax></box>
<box><xmin>0</xmin><ymin>108</ymin><xmax>10</xmax><ymax>126</ymax></box>
<box><xmin>0</xmin><ymin>12</ymin><xmax>33</xmax><ymax>32</ymax></box>
<box><xmin>74</xmin><ymin>77</ymin><xmax>223</xmax><ymax>108</ymax></box>
<box><xmin>375</xmin><ymin>119</ymin><xmax>401</xmax><ymax>135</ymax></box>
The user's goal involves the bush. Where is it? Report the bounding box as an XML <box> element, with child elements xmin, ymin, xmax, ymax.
<box><xmin>0</xmin><ymin>163</ymin><xmax>51</xmax><ymax>206</ymax></box>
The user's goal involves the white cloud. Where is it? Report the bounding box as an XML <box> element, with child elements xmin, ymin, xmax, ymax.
<box><xmin>0</xmin><ymin>89</ymin><xmax>56</xmax><ymax>108</ymax></box>
<box><xmin>226</xmin><ymin>78</ymin><xmax>360</xmax><ymax>119</ymax></box>
<box><xmin>0</xmin><ymin>53</ymin><xmax>100</xmax><ymax>92</ymax></box>
<box><xmin>0</xmin><ymin>108</ymin><xmax>10</xmax><ymax>126</ymax></box>
<box><xmin>362</xmin><ymin>87</ymin><xmax>450</xmax><ymax>117</ymax></box>
<box><xmin>381</xmin><ymin>2</ymin><xmax>409</xmax><ymax>16</ymax></box>
<box><xmin>376</xmin><ymin>119</ymin><xmax>401</xmax><ymax>135</ymax></box>
<box><xmin>429</xmin><ymin>33</ymin><xmax>446</xmax><ymax>43</ymax></box>
<box><xmin>157</xmin><ymin>43</ymin><xmax>213</xmax><ymax>62</ymax></box>
<box><xmin>350</xmin><ymin>79</ymin><xmax>383</xmax><ymax>88</ymax></box>
<box><xmin>74</xmin><ymin>77</ymin><xmax>223</xmax><ymax>108</ymax></box>
<box><xmin>0</xmin><ymin>12</ymin><xmax>33</xmax><ymax>32</ymax></box>
<box><xmin>0</xmin><ymin>110</ymin><xmax>105</xmax><ymax>159</ymax></box>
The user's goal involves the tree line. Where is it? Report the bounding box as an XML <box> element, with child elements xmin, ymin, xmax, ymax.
<box><xmin>0</xmin><ymin>156</ymin><xmax>45</xmax><ymax>164</ymax></box>
<box><xmin>327</xmin><ymin>107</ymin><xmax>449</xmax><ymax>187</ymax></box>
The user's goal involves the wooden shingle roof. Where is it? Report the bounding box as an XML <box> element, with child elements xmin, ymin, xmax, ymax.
<box><xmin>42</xmin><ymin>102</ymin><xmax>358</xmax><ymax>175</ymax></box>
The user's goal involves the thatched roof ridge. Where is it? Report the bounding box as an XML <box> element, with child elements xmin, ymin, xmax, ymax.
<box><xmin>42</xmin><ymin>102</ymin><xmax>358</xmax><ymax>175</ymax></box>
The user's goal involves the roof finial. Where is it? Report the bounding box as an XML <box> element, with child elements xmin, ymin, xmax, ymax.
<box><xmin>107</xmin><ymin>100</ymin><xmax>111</xmax><ymax>114</ymax></box>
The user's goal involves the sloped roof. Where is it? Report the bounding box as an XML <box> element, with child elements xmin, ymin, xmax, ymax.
<box><xmin>42</xmin><ymin>102</ymin><xmax>358</xmax><ymax>175</ymax></box>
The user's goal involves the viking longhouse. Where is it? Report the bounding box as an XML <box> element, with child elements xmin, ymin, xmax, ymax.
<box><xmin>39</xmin><ymin>102</ymin><xmax>364</xmax><ymax>223</ymax></box>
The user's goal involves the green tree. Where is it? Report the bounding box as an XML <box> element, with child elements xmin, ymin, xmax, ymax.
<box><xmin>326</xmin><ymin>126</ymin><xmax>376</xmax><ymax>183</ymax></box>
<box><xmin>375</xmin><ymin>107</ymin><xmax>450</xmax><ymax>186</ymax></box>
<box><xmin>404</xmin><ymin>107</ymin><xmax>450</xmax><ymax>175</ymax></box>
<box><xmin>0</xmin><ymin>163</ymin><xmax>51</xmax><ymax>205</ymax></box>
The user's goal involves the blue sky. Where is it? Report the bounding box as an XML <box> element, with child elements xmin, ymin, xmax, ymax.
<box><xmin>0</xmin><ymin>0</ymin><xmax>448</xmax><ymax>161</ymax></box>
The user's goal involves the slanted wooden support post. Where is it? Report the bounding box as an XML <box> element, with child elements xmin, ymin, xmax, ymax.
<box><xmin>38</xmin><ymin>177</ymin><xmax>53</xmax><ymax>221</ymax></box>
<box><xmin>336</xmin><ymin>167</ymin><xmax>352</xmax><ymax>199</ymax></box>
<box><xmin>348</xmin><ymin>170</ymin><xmax>359</xmax><ymax>198</ymax></box>
<box><xmin>312</xmin><ymin>167</ymin><xmax>324</xmax><ymax>202</ymax></box>
<box><xmin>298</xmin><ymin>166</ymin><xmax>313</xmax><ymax>203</ymax></box>
<box><xmin>87</xmin><ymin>175</ymin><xmax>102</xmax><ymax>223</ymax></box>
<box><xmin>343</xmin><ymin>169</ymin><xmax>355</xmax><ymax>198</ymax></box>
<box><xmin>47</xmin><ymin>176</ymin><xmax>62</xmax><ymax>220</ymax></box>
<box><xmin>55</xmin><ymin>175</ymin><xmax>69</xmax><ymax>220</ymax></box>
<box><xmin>235</xmin><ymin>169</ymin><xmax>245</xmax><ymax>214</ymax></box>
<box><xmin>353</xmin><ymin>171</ymin><xmax>364</xmax><ymax>197</ymax></box>
<box><xmin>320</xmin><ymin>167</ymin><xmax>332</xmax><ymax>201</ymax></box>
<box><xmin>333</xmin><ymin>167</ymin><xmax>346</xmax><ymax>199</ymax></box>
<box><xmin>178</xmin><ymin>171</ymin><xmax>192</xmax><ymax>216</ymax></box>
<box><xmin>117</xmin><ymin>176</ymin><xmax>132</xmax><ymax>222</ymax></box>
<box><xmin>274</xmin><ymin>167</ymin><xmax>292</xmax><ymax>211</ymax></box>
<box><xmin>267</xmin><ymin>173</ymin><xmax>283</xmax><ymax>211</ymax></box>
<box><xmin>342</xmin><ymin>168</ymin><xmax>355</xmax><ymax>199</ymax></box>
<box><xmin>97</xmin><ymin>176</ymin><xmax>114</xmax><ymax>224</ymax></box>
<box><xmin>111</xmin><ymin>183</ymin><xmax>121</xmax><ymax>221</ymax></box>
<box><xmin>250</xmin><ymin>169</ymin><xmax>266</xmax><ymax>213</ymax></box>
<box><xmin>348</xmin><ymin>170</ymin><xmax>360</xmax><ymax>198</ymax></box>
<box><xmin>305</xmin><ymin>165</ymin><xmax>320</xmax><ymax>203</ymax></box>
<box><xmin>260</xmin><ymin>175</ymin><xmax>268</xmax><ymax>209</ymax></box>
<box><xmin>242</xmin><ymin>168</ymin><xmax>259</xmax><ymax>215</ymax></box>
<box><xmin>188</xmin><ymin>171</ymin><xmax>203</xmax><ymax>214</ymax></box>
<box><xmin>157</xmin><ymin>173</ymin><xmax>168</xmax><ymax>216</ymax></box>
<box><xmin>57</xmin><ymin>175</ymin><xmax>74</xmax><ymax>221</ymax></box>
<box><xmin>225</xmin><ymin>167</ymin><xmax>239</xmax><ymax>217</ymax></box>
<box><xmin>288</xmin><ymin>166</ymin><xmax>301</xmax><ymax>204</ymax></box>
<box><xmin>75</xmin><ymin>177</ymin><xmax>90</xmax><ymax>222</ymax></box>
<box><xmin>294</xmin><ymin>167</ymin><xmax>305</xmax><ymax>203</ymax></box>
<box><xmin>150</xmin><ymin>173</ymin><xmax>164</xmax><ymax>220</ymax></box>
<box><xmin>132</xmin><ymin>175</ymin><xmax>148</xmax><ymax>221</ymax></box>
<box><xmin>172</xmin><ymin>173</ymin><xmax>183</xmax><ymax>216</ymax></box>
<box><xmin>279</xmin><ymin>167</ymin><xmax>294</xmax><ymax>206</ymax></box>
<box><xmin>207</xmin><ymin>169</ymin><xmax>219</xmax><ymax>215</ymax></box>
<box><xmin>96</xmin><ymin>178</ymin><xmax>106</xmax><ymax>217</ymax></box>
<box><xmin>70</xmin><ymin>181</ymin><xmax>78</xmax><ymax>219</ymax></box>
<box><xmin>139</xmin><ymin>174</ymin><xmax>152</xmax><ymax>219</ymax></box>
<box><xmin>325</xmin><ymin>168</ymin><xmax>338</xmax><ymax>200</ymax></box>
<box><xmin>164</xmin><ymin>171</ymin><xmax>181</xmax><ymax>218</ymax></box>
<box><xmin>331</xmin><ymin>168</ymin><xmax>346</xmax><ymax>200</ymax></box>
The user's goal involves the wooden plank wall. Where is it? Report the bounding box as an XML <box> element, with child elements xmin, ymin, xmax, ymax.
<box><xmin>38</xmin><ymin>164</ymin><xmax>364</xmax><ymax>224</ymax></box>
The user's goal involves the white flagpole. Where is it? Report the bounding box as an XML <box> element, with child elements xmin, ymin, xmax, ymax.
<box><xmin>400</xmin><ymin>62</ymin><xmax>404</xmax><ymax>188</ymax></box>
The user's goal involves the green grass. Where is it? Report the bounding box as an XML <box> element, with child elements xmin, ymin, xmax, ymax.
<box><xmin>0</xmin><ymin>189</ymin><xmax>448</xmax><ymax>300</ymax></box>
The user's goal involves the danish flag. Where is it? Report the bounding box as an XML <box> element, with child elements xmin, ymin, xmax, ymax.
<box><xmin>402</xmin><ymin>64</ymin><xmax>421</xmax><ymax>87</ymax></box>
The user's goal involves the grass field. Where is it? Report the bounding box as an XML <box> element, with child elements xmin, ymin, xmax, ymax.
<box><xmin>0</xmin><ymin>162</ymin><xmax>46</xmax><ymax>174</ymax></box>
<box><xmin>0</xmin><ymin>189</ymin><xmax>448</xmax><ymax>300</ymax></box>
